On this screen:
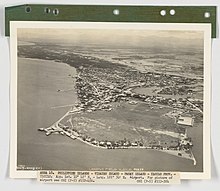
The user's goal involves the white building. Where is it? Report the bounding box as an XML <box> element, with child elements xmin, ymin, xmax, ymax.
<box><xmin>177</xmin><ymin>116</ymin><xmax>194</xmax><ymax>127</ymax></box>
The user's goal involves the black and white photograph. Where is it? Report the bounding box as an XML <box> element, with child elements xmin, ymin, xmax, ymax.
<box><xmin>10</xmin><ymin>22</ymin><xmax>211</xmax><ymax>179</ymax></box>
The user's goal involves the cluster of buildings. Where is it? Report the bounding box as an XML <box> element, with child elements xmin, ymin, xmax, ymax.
<box><xmin>74</xmin><ymin>65</ymin><xmax>203</xmax><ymax>114</ymax></box>
<box><xmin>19</xmin><ymin>44</ymin><xmax>202</xmax><ymax>113</ymax></box>
<box><xmin>26</xmin><ymin>47</ymin><xmax>197</xmax><ymax>154</ymax></box>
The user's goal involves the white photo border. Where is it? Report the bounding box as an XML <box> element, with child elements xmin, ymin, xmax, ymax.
<box><xmin>10</xmin><ymin>21</ymin><xmax>211</xmax><ymax>179</ymax></box>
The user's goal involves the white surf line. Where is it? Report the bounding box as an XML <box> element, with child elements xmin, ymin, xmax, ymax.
<box><xmin>189</xmin><ymin>149</ymin><xmax>197</xmax><ymax>165</ymax></box>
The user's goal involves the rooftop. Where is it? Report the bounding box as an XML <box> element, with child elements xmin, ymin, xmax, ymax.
<box><xmin>177</xmin><ymin>116</ymin><xmax>194</xmax><ymax>127</ymax></box>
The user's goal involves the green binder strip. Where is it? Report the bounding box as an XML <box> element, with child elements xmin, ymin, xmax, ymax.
<box><xmin>5</xmin><ymin>4</ymin><xmax>217</xmax><ymax>38</ymax></box>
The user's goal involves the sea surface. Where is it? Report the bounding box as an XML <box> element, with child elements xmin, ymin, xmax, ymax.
<box><xmin>17</xmin><ymin>57</ymin><xmax>202</xmax><ymax>172</ymax></box>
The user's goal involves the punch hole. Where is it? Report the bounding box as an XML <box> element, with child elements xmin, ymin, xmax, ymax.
<box><xmin>53</xmin><ymin>8</ymin><xmax>59</xmax><ymax>16</ymax></box>
<box><xmin>204</xmin><ymin>12</ymin><xmax>211</xmax><ymax>18</ymax></box>
<box><xmin>44</xmin><ymin>7</ymin><xmax>51</xmax><ymax>14</ymax></box>
<box><xmin>170</xmin><ymin>9</ymin><xmax>176</xmax><ymax>16</ymax></box>
<box><xmin>25</xmin><ymin>6</ymin><xmax>31</xmax><ymax>13</ymax></box>
<box><xmin>113</xmin><ymin>9</ymin><xmax>120</xmax><ymax>15</ymax></box>
<box><xmin>160</xmin><ymin>10</ymin><xmax>166</xmax><ymax>16</ymax></box>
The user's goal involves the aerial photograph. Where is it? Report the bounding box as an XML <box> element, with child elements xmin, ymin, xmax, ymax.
<box><xmin>16</xmin><ymin>26</ymin><xmax>204</xmax><ymax>173</ymax></box>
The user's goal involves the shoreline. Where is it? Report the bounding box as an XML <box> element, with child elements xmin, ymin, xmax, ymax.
<box><xmin>20</xmin><ymin>57</ymin><xmax>197</xmax><ymax>166</ymax></box>
<box><xmin>39</xmin><ymin>124</ymin><xmax>196</xmax><ymax>165</ymax></box>
<box><xmin>38</xmin><ymin>107</ymin><xmax>197</xmax><ymax>165</ymax></box>
<box><xmin>18</xmin><ymin>57</ymin><xmax>72</xmax><ymax>69</ymax></box>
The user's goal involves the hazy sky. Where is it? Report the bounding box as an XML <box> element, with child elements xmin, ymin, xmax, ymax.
<box><xmin>18</xmin><ymin>28</ymin><xmax>204</xmax><ymax>49</ymax></box>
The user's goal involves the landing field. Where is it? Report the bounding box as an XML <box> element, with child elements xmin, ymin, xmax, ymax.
<box><xmin>61</xmin><ymin>102</ymin><xmax>181</xmax><ymax>147</ymax></box>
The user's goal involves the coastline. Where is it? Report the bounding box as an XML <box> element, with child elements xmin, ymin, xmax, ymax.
<box><xmin>39</xmin><ymin>107</ymin><xmax>196</xmax><ymax>165</ymax></box>
<box><xmin>18</xmin><ymin>56</ymin><xmax>201</xmax><ymax>172</ymax></box>
<box><xmin>39</xmin><ymin>123</ymin><xmax>196</xmax><ymax>165</ymax></box>
<box><xmin>26</xmin><ymin>54</ymin><xmax>197</xmax><ymax>165</ymax></box>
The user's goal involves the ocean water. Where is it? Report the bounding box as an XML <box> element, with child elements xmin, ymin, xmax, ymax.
<box><xmin>17</xmin><ymin>57</ymin><xmax>202</xmax><ymax>172</ymax></box>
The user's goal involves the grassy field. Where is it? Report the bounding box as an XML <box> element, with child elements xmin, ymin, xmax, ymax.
<box><xmin>61</xmin><ymin>101</ymin><xmax>180</xmax><ymax>147</ymax></box>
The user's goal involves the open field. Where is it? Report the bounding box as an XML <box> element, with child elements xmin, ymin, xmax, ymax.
<box><xmin>60</xmin><ymin>101</ymin><xmax>182</xmax><ymax>147</ymax></box>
